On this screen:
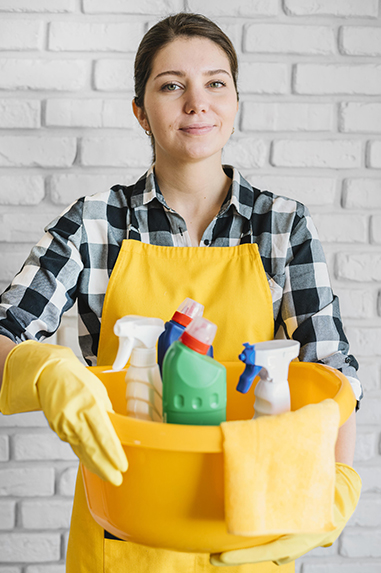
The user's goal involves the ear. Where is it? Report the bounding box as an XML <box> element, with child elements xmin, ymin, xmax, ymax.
<box><xmin>132</xmin><ymin>99</ymin><xmax>150</xmax><ymax>132</ymax></box>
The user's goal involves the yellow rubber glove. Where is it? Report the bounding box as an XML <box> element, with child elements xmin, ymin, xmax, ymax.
<box><xmin>210</xmin><ymin>463</ymin><xmax>361</xmax><ymax>567</ymax></box>
<box><xmin>0</xmin><ymin>340</ymin><xmax>128</xmax><ymax>486</ymax></box>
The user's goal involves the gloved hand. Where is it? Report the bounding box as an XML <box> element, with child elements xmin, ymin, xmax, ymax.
<box><xmin>0</xmin><ymin>340</ymin><xmax>128</xmax><ymax>486</ymax></box>
<box><xmin>210</xmin><ymin>463</ymin><xmax>361</xmax><ymax>567</ymax></box>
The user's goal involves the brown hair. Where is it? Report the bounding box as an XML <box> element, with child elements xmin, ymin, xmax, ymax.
<box><xmin>134</xmin><ymin>12</ymin><xmax>239</xmax><ymax>110</ymax></box>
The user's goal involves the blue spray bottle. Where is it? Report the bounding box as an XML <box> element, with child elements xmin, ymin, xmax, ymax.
<box><xmin>157</xmin><ymin>298</ymin><xmax>213</xmax><ymax>374</ymax></box>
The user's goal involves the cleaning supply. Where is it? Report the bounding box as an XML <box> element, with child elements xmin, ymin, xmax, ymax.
<box><xmin>237</xmin><ymin>340</ymin><xmax>300</xmax><ymax>417</ymax></box>
<box><xmin>113</xmin><ymin>315</ymin><xmax>164</xmax><ymax>422</ymax></box>
<box><xmin>219</xmin><ymin>399</ymin><xmax>340</xmax><ymax>537</ymax></box>
<box><xmin>210</xmin><ymin>461</ymin><xmax>361</xmax><ymax>566</ymax></box>
<box><xmin>0</xmin><ymin>341</ymin><xmax>127</xmax><ymax>486</ymax></box>
<box><xmin>162</xmin><ymin>316</ymin><xmax>226</xmax><ymax>426</ymax></box>
<box><xmin>157</xmin><ymin>297</ymin><xmax>213</xmax><ymax>373</ymax></box>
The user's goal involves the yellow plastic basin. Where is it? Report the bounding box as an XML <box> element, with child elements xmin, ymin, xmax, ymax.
<box><xmin>81</xmin><ymin>361</ymin><xmax>356</xmax><ymax>553</ymax></box>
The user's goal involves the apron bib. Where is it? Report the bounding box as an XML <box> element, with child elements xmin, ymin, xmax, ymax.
<box><xmin>66</xmin><ymin>239</ymin><xmax>294</xmax><ymax>573</ymax></box>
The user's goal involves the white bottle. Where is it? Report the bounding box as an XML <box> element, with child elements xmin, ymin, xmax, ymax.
<box><xmin>113</xmin><ymin>316</ymin><xmax>164</xmax><ymax>422</ymax></box>
<box><xmin>237</xmin><ymin>339</ymin><xmax>300</xmax><ymax>418</ymax></box>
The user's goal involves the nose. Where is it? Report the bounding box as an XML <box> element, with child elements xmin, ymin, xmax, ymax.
<box><xmin>183</xmin><ymin>84</ymin><xmax>209</xmax><ymax>115</ymax></box>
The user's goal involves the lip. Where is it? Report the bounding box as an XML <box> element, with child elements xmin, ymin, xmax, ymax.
<box><xmin>179</xmin><ymin>124</ymin><xmax>215</xmax><ymax>135</ymax></box>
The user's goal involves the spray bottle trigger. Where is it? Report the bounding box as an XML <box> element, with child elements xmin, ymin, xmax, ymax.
<box><xmin>236</xmin><ymin>343</ymin><xmax>262</xmax><ymax>394</ymax></box>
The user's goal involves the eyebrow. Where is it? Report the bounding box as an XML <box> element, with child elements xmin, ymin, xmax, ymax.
<box><xmin>153</xmin><ymin>69</ymin><xmax>231</xmax><ymax>81</ymax></box>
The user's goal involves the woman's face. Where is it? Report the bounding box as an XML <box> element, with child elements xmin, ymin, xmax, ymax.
<box><xmin>133</xmin><ymin>36</ymin><xmax>239</xmax><ymax>165</ymax></box>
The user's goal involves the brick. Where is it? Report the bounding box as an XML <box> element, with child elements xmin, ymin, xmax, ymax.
<box><xmin>14</xmin><ymin>432</ymin><xmax>77</xmax><ymax>461</ymax></box>
<box><xmin>0</xmin><ymin>532</ymin><xmax>60</xmax><ymax>563</ymax></box>
<box><xmin>313</xmin><ymin>213</ymin><xmax>368</xmax><ymax>243</ymax></box>
<box><xmin>0</xmin><ymin>568</ymin><xmax>21</xmax><ymax>573</ymax></box>
<box><xmin>0</xmin><ymin>500</ymin><xmax>15</xmax><ymax>529</ymax></box>
<box><xmin>343</xmin><ymin>179</ymin><xmax>381</xmax><ymax>210</ymax></box>
<box><xmin>0</xmin><ymin>20</ymin><xmax>43</xmax><ymax>51</ymax></box>
<box><xmin>337</xmin><ymin>252</ymin><xmax>381</xmax><ymax>282</ymax></box>
<box><xmin>346</xmin><ymin>327</ymin><xmax>381</xmax><ymax>358</ymax></box>
<box><xmin>0</xmin><ymin>99</ymin><xmax>40</xmax><ymax>129</ymax></box>
<box><xmin>0</xmin><ymin>435</ymin><xmax>9</xmax><ymax>461</ymax></box>
<box><xmin>49</xmin><ymin>21</ymin><xmax>144</xmax><ymax>52</ymax></box>
<box><xmin>0</xmin><ymin>411</ymin><xmax>48</xmax><ymax>428</ymax></box>
<box><xmin>0</xmin><ymin>136</ymin><xmax>76</xmax><ymax>167</ymax></box>
<box><xmin>0</xmin><ymin>176</ymin><xmax>44</xmax><ymax>206</ymax></box>
<box><xmin>335</xmin><ymin>288</ymin><xmax>375</xmax><ymax>319</ymax></box>
<box><xmin>368</xmin><ymin>141</ymin><xmax>381</xmax><ymax>169</ymax></box>
<box><xmin>49</xmin><ymin>173</ymin><xmax>138</xmax><ymax>205</ymax></box>
<box><xmin>188</xmin><ymin>0</ymin><xmax>278</xmax><ymax>16</ymax></box>
<box><xmin>300</xmin><ymin>542</ymin><xmax>337</xmax><ymax>559</ymax></box>
<box><xmin>26</xmin><ymin>567</ymin><xmax>65</xmax><ymax>573</ymax></box>
<box><xmin>241</xmin><ymin>102</ymin><xmax>333</xmax><ymax>132</ymax></box>
<box><xmin>245</xmin><ymin>24</ymin><xmax>335</xmax><ymax>55</ymax></box>
<box><xmin>0</xmin><ymin>211</ymin><xmax>60</xmax><ymax>243</ymax></box>
<box><xmin>272</xmin><ymin>140</ymin><xmax>362</xmax><ymax>169</ymax></box>
<box><xmin>341</xmin><ymin>530</ymin><xmax>381</xmax><ymax>558</ymax></box>
<box><xmin>81</xmin><ymin>135</ymin><xmax>152</xmax><ymax>167</ymax></box>
<box><xmin>284</xmin><ymin>0</ymin><xmax>379</xmax><ymax>17</ymax></box>
<box><xmin>45</xmin><ymin>98</ymin><xmax>135</xmax><ymax>128</ymax></box>
<box><xmin>58</xmin><ymin>467</ymin><xmax>78</xmax><ymax>496</ymax></box>
<box><xmin>354</xmin><ymin>432</ymin><xmax>378</xmax><ymax>462</ymax></box>
<box><xmin>223</xmin><ymin>138</ymin><xmax>267</xmax><ymax>169</ymax></box>
<box><xmin>356</xmin><ymin>361</ymin><xmax>380</xmax><ymax>392</ymax></box>
<box><xmin>371</xmin><ymin>216</ymin><xmax>381</xmax><ymax>244</ymax></box>
<box><xmin>340</xmin><ymin>103</ymin><xmax>381</xmax><ymax>133</ymax></box>
<box><xmin>244</xmin><ymin>176</ymin><xmax>336</xmax><ymax>206</ymax></box>
<box><xmin>0</xmin><ymin>468</ymin><xmax>54</xmax><ymax>497</ymax></box>
<box><xmin>349</xmin><ymin>494</ymin><xmax>381</xmax><ymax>526</ymax></box>
<box><xmin>341</xmin><ymin>27</ymin><xmax>381</xmax><ymax>56</ymax></box>
<box><xmin>294</xmin><ymin>64</ymin><xmax>381</xmax><ymax>95</ymax></box>
<box><xmin>94</xmin><ymin>59</ymin><xmax>134</xmax><ymax>92</ymax></box>
<box><xmin>358</xmin><ymin>466</ymin><xmax>381</xmax><ymax>492</ymax></box>
<box><xmin>355</xmin><ymin>394</ymin><xmax>381</xmax><ymax>423</ymax></box>
<box><xmin>239</xmin><ymin>63</ymin><xmax>288</xmax><ymax>94</ymax></box>
<box><xmin>21</xmin><ymin>499</ymin><xmax>73</xmax><ymax>529</ymax></box>
<box><xmin>302</xmin><ymin>564</ymin><xmax>381</xmax><ymax>573</ymax></box>
<box><xmin>0</xmin><ymin>59</ymin><xmax>88</xmax><ymax>90</ymax></box>
<box><xmin>0</xmin><ymin>0</ymin><xmax>74</xmax><ymax>11</ymax></box>
<box><xmin>83</xmin><ymin>0</ymin><xmax>181</xmax><ymax>13</ymax></box>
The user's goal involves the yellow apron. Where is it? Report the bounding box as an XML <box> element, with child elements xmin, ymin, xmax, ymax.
<box><xmin>66</xmin><ymin>239</ymin><xmax>295</xmax><ymax>573</ymax></box>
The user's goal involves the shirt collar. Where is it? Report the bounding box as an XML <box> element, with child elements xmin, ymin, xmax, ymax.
<box><xmin>130</xmin><ymin>164</ymin><xmax>255</xmax><ymax>220</ymax></box>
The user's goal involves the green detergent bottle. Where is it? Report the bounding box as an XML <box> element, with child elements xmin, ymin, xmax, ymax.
<box><xmin>162</xmin><ymin>317</ymin><xmax>226</xmax><ymax>426</ymax></box>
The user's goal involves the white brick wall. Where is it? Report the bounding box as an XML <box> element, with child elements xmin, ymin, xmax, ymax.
<box><xmin>0</xmin><ymin>1</ymin><xmax>380</xmax><ymax>571</ymax></box>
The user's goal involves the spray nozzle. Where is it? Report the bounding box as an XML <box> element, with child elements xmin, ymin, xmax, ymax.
<box><xmin>113</xmin><ymin>315</ymin><xmax>164</xmax><ymax>371</ymax></box>
<box><xmin>237</xmin><ymin>340</ymin><xmax>300</xmax><ymax>394</ymax></box>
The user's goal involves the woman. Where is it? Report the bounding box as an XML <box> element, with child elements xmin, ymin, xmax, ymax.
<box><xmin>0</xmin><ymin>12</ymin><xmax>362</xmax><ymax>573</ymax></box>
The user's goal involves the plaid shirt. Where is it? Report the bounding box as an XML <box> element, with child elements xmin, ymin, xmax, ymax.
<box><xmin>0</xmin><ymin>165</ymin><xmax>362</xmax><ymax>401</ymax></box>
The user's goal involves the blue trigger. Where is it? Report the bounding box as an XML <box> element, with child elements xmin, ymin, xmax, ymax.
<box><xmin>236</xmin><ymin>343</ymin><xmax>262</xmax><ymax>394</ymax></box>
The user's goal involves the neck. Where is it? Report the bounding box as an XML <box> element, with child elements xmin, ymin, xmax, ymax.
<box><xmin>154</xmin><ymin>154</ymin><xmax>229</xmax><ymax>213</ymax></box>
<box><xmin>153</xmin><ymin>155</ymin><xmax>232</xmax><ymax>247</ymax></box>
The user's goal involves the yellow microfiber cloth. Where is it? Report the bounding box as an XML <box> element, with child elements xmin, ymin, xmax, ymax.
<box><xmin>221</xmin><ymin>399</ymin><xmax>340</xmax><ymax>536</ymax></box>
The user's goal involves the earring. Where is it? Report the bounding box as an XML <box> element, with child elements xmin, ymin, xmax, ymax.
<box><xmin>231</xmin><ymin>127</ymin><xmax>235</xmax><ymax>135</ymax></box>
<box><xmin>145</xmin><ymin>130</ymin><xmax>152</xmax><ymax>136</ymax></box>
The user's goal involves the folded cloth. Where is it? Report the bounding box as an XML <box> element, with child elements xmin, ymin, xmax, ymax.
<box><xmin>221</xmin><ymin>399</ymin><xmax>340</xmax><ymax>536</ymax></box>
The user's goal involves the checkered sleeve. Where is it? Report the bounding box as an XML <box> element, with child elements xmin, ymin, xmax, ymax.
<box><xmin>273</xmin><ymin>202</ymin><xmax>362</xmax><ymax>400</ymax></box>
<box><xmin>0</xmin><ymin>199</ymin><xmax>85</xmax><ymax>343</ymax></box>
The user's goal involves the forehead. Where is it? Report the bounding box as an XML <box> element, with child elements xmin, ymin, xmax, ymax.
<box><xmin>150</xmin><ymin>36</ymin><xmax>231</xmax><ymax>75</ymax></box>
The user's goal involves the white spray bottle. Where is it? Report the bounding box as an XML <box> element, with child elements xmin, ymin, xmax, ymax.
<box><xmin>237</xmin><ymin>340</ymin><xmax>300</xmax><ymax>417</ymax></box>
<box><xmin>113</xmin><ymin>316</ymin><xmax>165</xmax><ymax>422</ymax></box>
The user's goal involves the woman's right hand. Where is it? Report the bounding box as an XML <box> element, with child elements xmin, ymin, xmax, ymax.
<box><xmin>0</xmin><ymin>340</ymin><xmax>128</xmax><ymax>486</ymax></box>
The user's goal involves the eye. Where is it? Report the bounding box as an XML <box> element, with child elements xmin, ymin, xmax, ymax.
<box><xmin>209</xmin><ymin>80</ymin><xmax>226</xmax><ymax>88</ymax></box>
<box><xmin>161</xmin><ymin>83</ymin><xmax>181</xmax><ymax>92</ymax></box>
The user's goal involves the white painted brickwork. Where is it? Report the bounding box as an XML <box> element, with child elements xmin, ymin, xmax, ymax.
<box><xmin>0</xmin><ymin>1</ymin><xmax>380</xmax><ymax>571</ymax></box>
